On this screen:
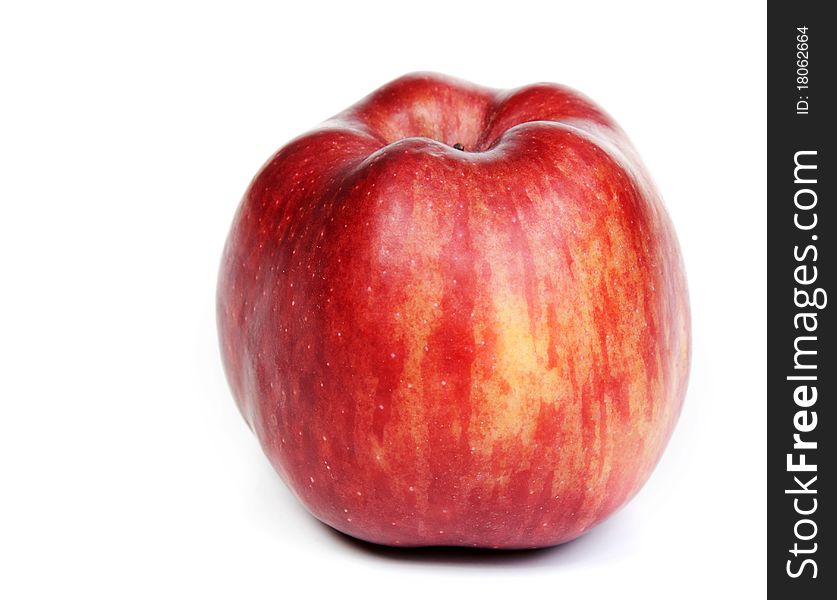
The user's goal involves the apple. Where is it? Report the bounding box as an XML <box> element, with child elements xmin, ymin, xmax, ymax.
<box><xmin>217</xmin><ymin>73</ymin><xmax>690</xmax><ymax>549</ymax></box>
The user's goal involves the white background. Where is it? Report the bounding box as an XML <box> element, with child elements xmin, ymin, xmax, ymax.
<box><xmin>0</xmin><ymin>1</ymin><xmax>766</xmax><ymax>598</ymax></box>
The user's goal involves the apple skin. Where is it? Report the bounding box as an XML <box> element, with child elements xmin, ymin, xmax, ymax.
<box><xmin>217</xmin><ymin>73</ymin><xmax>690</xmax><ymax>549</ymax></box>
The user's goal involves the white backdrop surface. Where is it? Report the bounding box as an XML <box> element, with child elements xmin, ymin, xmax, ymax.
<box><xmin>0</xmin><ymin>1</ymin><xmax>766</xmax><ymax>598</ymax></box>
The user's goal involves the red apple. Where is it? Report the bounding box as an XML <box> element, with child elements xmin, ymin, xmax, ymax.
<box><xmin>217</xmin><ymin>73</ymin><xmax>690</xmax><ymax>549</ymax></box>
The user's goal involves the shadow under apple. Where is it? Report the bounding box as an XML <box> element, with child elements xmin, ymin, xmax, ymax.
<box><xmin>317</xmin><ymin>509</ymin><xmax>639</xmax><ymax>569</ymax></box>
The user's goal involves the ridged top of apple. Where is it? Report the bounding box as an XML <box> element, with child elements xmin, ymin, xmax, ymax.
<box><xmin>272</xmin><ymin>72</ymin><xmax>656</xmax><ymax>201</ymax></box>
<box><xmin>336</xmin><ymin>72</ymin><xmax>616</xmax><ymax>154</ymax></box>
